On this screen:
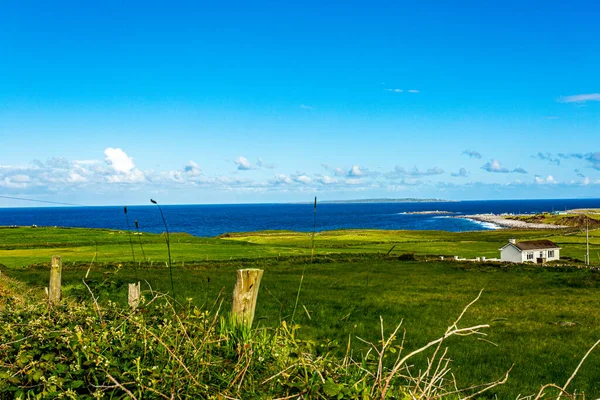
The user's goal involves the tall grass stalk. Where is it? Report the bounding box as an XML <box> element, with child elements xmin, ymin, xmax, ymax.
<box><xmin>134</xmin><ymin>220</ymin><xmax>147</xmax><ymax>264</ymax></box>
<box><xmin>123</xmin><ymin>206</ymin><xmax>137</xmax><ymax>279</ymax></box>
<box><xmin>292</xmin><ymin>197</ymin><xmax>317</xmax><ymax>323</ymax></box>
<box><xmin>311</xmin><ymin>196</ymin><xmax>317</xmax><ymax>263</ymax></box>
<box><xmin>151</xmin><ymin>199</ymin><xmax>175</xmax><ymax>298</ymax></box>
<box><xmin>290</xmin><ymin>265</ymin><xmax>305</xmax><ymax>324</ymax></box>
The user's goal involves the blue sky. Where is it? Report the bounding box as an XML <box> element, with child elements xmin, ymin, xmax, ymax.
<box><xmin>1</xmin><ymin>0</ymin><xmax>599</xmax><ymax>206</ymax></box>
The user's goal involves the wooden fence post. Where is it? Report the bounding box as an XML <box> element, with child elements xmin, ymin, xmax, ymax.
<box><xmin>128</xmin><ymin>282</ymin><xmax>141</xmax><ymax>309</ymax></box>
<box><xmin>231</xmin><ymin>269</ymin><xmax>264</xmax><ymax>328</ymax></box>
<box><xmin>49</xmin><ymin>255</ymin><xmax>62</xmax><ymax>305</ymax></box>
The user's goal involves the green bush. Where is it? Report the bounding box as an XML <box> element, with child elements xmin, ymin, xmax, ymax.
<box><xmin>0</xmin><ymin>277</ymin><xmax>591</xmax><ymax>399</ymax></box>
<box><xmin>397</xmin><ymin>252</ymin><xmax>416</xmax><ymax>261</ymax></box>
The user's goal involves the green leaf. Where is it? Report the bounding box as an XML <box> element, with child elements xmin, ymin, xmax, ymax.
<box><xmin>55</xmin><ymin>364</ymin><xmax>68</xmax><ymax>374</ymax></box>
<box><xmin>323</xmin><ymin>380</ymin><xmax>341</xmax><ymax>397</ymax></box>
<box><xmin>32</xmin><ymin>370</ymin><xmax>43</xmax><ymax>382</ymax></box>
<box><xmin>70</xmin><ymin>380</ymin><xmax>85</xmax><ymax>389</ymax></box>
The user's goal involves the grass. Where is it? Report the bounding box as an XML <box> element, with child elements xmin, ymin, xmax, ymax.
<box><xmin>2</xmin><ymin>225</ymin><xmax>600</xmax><ymax>267</ymax></box>
<box><xmin>506</xmin><ymin>211</ymin><xmax>600</xmax><ymax>229</ymax></box>
<box><xmin>4</xmin><ymin>258</ymin><xmax>600</xmax><ymax>396</ymax></box>
<box><xmin>0</xmin><ymin>274</ymin><xmax>521</xmax><ymax>399</ymax></box>
<box><xmin>2</xmin><ymin>226</ymin><xmax>600</xmax><ymax>397</ymax></box>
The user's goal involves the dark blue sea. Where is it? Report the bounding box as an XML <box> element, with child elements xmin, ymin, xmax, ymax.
<box><xmin>0</xmin><ymin>199</ymin><xmax>598</xmax><ymax>237</ymax></box>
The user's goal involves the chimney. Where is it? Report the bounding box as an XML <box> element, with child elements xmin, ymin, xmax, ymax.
<box><xmin>509</xmin><ymin>238</ymin><xmax>516</xmax><ymax>244</ymax></box>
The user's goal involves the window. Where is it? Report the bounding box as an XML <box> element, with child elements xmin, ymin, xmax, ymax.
<box><xmin>540</xmin><ymin>251</ymin><xmax>544</xmax><ymax>258</ymax></box>
<box><xmin>526</xmin><ymin>252</ymin><xmax>534</xmax><ymax>260</ymax></box>
<box><xmin>548</xmin><ymin>250</ymin><xmax>554</xmax><ymax>258</ymax></box>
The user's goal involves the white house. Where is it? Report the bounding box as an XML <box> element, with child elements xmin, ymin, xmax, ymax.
<box><xmin>499</xmin><ymin>239</ymin><xmax>560</xmax><ymax>264</ymax></box>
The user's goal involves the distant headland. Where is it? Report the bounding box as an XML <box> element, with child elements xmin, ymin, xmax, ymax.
<box><xmin>320</xmin><ymin>198</ymin><xmax>452</xmax><ymax>204</ymax></box>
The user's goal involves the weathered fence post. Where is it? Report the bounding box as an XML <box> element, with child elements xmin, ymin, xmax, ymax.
<box><xmin>49</xmin><ymin>255</ymin><xmax>62</xmax><ymax>305</ymax></box>
<box><xmin>128</xmin><ymin>282</ymin><xmax>141</xmax><ymax>308</ymax></box>
<box><xmin>231</xmin><ymin>269</ymin><xmax>264</xmax><ymax>328</ymax></box>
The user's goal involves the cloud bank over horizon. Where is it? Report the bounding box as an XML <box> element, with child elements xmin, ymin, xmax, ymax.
<box><xmin>1</xmin><ymin>146</ymin><xmax>599</xmax><ymax>206</ymax></box>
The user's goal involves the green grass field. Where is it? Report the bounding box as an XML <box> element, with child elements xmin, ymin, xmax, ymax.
<box><xmin>2</xmin><ymin>226</ymin><xmax>600</xmax><ymax>397</ymax></box>
<box><xmin>2</xmin><ymin>225</ymin><xmax>599</xmax><ymax>267</ymax></box>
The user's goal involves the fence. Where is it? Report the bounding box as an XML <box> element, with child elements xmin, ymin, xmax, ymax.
<box><xmin>46</xmin><ymin>255</ymin><xmax>264</xmax><ymax>328</ymax></box>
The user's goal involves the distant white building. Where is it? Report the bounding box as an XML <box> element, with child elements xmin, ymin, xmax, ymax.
<box><xmin>499</xmin><ymin>239</ymin><xmax>560</xmax><ymax>264</ymax></box>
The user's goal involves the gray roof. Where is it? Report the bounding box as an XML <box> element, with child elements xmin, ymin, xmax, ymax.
<box><xmin>513</xmin><ymin>240</ymin><xmax>559</xmax><ymax>250</ymax></box>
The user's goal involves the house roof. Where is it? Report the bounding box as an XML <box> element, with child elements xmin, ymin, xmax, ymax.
<box><xmin>513</xmin><ymin>240</ymin><xmax>559</xmax><ymax>250</ymax></box>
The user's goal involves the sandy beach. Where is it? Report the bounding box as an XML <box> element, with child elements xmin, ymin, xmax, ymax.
<box><xmin>457</xmin><ymin>214</ymin><xmax>567</xmax><ymax>229</ymax></box>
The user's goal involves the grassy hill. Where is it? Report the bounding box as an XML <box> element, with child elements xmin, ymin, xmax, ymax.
<box><xmin>2</xmin><ymin>226</ymin><xmax>600</xmax><ymax>397</ymax></box>
<box><xmin>505</xmin><ymin>209</ymin><xmax>600</xmax><ymax>229</ymax></box>
<box><xmin>1</xmin><ymin>224</ymin><xmax>599</xmax><ymax>267</ymax></box>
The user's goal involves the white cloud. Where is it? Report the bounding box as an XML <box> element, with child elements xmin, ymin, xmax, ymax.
<box><xmin>384</xmin><ymin>89</ymin><xmax>419</xmax><ymax>93</ymax></box>
<box><xmin>559</xmin><ymin>152</ymin><xmax>600</xmax><ymax>170</ymax></box>
<box><xmin>270</xmin><ymin>174</ymin><xmax>292</xmax><ymax>185</ymax></box>
<box><xmin>0</xmin><ymin>177</ymin><xmax>29</xmax><ymax>189</ymax></box>
<box><xmin>483</xmin><ymin>159</ymin><xmax>505</xmax><ymax>173</ymax></box>
<box><xmin>587</xmin><ymin>152</ymin><xmax>600</xmax><ymax>170</ymax></box>
<box><xmin>334</xmin><ymin>167</ymin><xmax>345</xmax><ymax>177</ymax></box>
<box><xmin>533</xmin><ymin>152</ymin><xmax>561</xmax><ymax>165</ymax></box>
<box><xmin>348</xmin><ymin>165</ymin><xmax>364</xmax><ymax>177</ymax></box>
<box><xmin>300</xmin><ymin>104</ymin><xmax>315</xmax><ymax>110</ymax></box>
<box><xmin>462</xmin><ymin>150</ymin><xmax>482</xmax><ymax>159</ymax></box>
<box><xmin>482</xmin><ymin>160</ymin><xmax>527</xmax><ymax>174</ymax></box>
<box><xmin>320</xmin><ymin>163</ymin><xmax>366</xmax><ymax>178</ymax></box>
<box><xmin>4</xmin><ymin>146</ymin><xmax>600</xmax><ymax>203</ymax></box>
<box><xmin>104</xmin><ymin>148</ymin><xmax>135</xmax><ymax>173</ymax></box>
<box><xmin>386</xmin><ymin>166</ymin><xmax>444</xmax><ymax>179</ymax></box>
<box><xmin>319</xmin><ymin>175</ymin><xmax>335</xmax><ymax>184</ymax></box>
<box><xmin>294</xmin><ymin>174</ymin><xmax>312</xmax><ymax>184</ymax></box>
<box><xmin>169</xmin><ymin>170</ymin><xmax>184</xmax><ymax>183</ymax></box>
<box><xmin>345</xmin><ymin>178</ymin><xmax>362</xmax><ymax>185</ymax></box>
<box><xmin>103</xmin><ymin>148</ymin><xmax>146</xmax><ymax>183</ymax></box>
<box><xmin>410</xmin><ymin>167</ymin><xmax>443</xmax><ymax>177</ymax></box>
<box><xmin>11</xmin><ymin>174</ymin><xmax>31</xmax><ymax>183</ymax></box>
<box><xmin>67</xmin><ymin>171</ymin><xmax>87</xmax><ymax>183</ymax></box>
<box><xmin>534</xmin><ymin>175</ymin><xmax>557</xmax><ymax>184</ymax></box>
<box><xmin>184</xmin><ymin>161</ymin><xmax>202</xmax><ymax>177</ymax></box>
<box><xmin>235</xmin><ymin>156</ymin><xmax>253</xmax><ymax>170</ymax></box>
<box><xmin>106</xmin><ymin>168</ymin><xmax>146</xmax><ymax>183</ymax></box>
<box><xmin>74</xmin><ymin>159</ymin><xmax>102</xmax><ymax>166</ymax></box>
<box><xmin>451</xmin><ymin>168</ymin><xmax>468</xmax><ymax>178</ymax></box>
<box><xmin>400</xmin><ymin>177</ymin><xmax>422</xmax><ymax>186</ymax></box>
<box><xmin>559</xmin><ymin>93</ymin><xmax>600</xmax><ymax>103</ymax></box>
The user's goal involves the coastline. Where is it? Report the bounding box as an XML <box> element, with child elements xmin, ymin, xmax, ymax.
<box><xmin>457</xmin><ymin>214</ymin><xmax>567</xmax><ymax>229</ymax></box>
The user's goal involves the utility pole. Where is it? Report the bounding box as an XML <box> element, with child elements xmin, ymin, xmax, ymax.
<box><xmin>586</xmin><ymin>217</ymin><xmax>590</xmax><ymax>266</ymax></box>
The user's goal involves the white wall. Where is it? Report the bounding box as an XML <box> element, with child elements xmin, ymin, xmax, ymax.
<box><xmin>500</xmin><ymin>245</ymin><xmax>522</xmax><ymax>263</ymax></box>
<box><xmin>522</xmin><ymin>250</ymin><xmax>536</xmax><ymax>263</ymax></box>
<box><xmin>546</xmin><ymin>249</ymin><xmax>560</xmax><ymax>261</ymax></box>
<box><xmin>528</xmin><ymin>249</ymin><xmax>560</xmax><ymax>263</ymax></box>
<box><xmin>501</xmin><ymin>244</ymin><xmax>561</xmax><ymax>263</ymax></box>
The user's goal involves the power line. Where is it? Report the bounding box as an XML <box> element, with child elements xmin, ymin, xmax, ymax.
<box><xmin>0</xmin><ymin>195</ymin><xmax>80</xmax><ymax>206</ymax></box>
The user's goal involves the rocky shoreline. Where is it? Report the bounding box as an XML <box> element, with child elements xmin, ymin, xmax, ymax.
<box><xmin>401</xmin><ymin>210</ymin><xmax>454</xmax><ymax>215</ymax></box>
<box><xmin>457</xmin><ymin>214</ymin><xmax>567</xmax><ymax>229</ymax></box>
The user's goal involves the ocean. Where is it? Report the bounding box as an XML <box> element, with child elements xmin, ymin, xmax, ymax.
<box><xmin>0</xmin><ymin>199</ymin><xmax>598</xmax><ymax>237</ymax></box>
